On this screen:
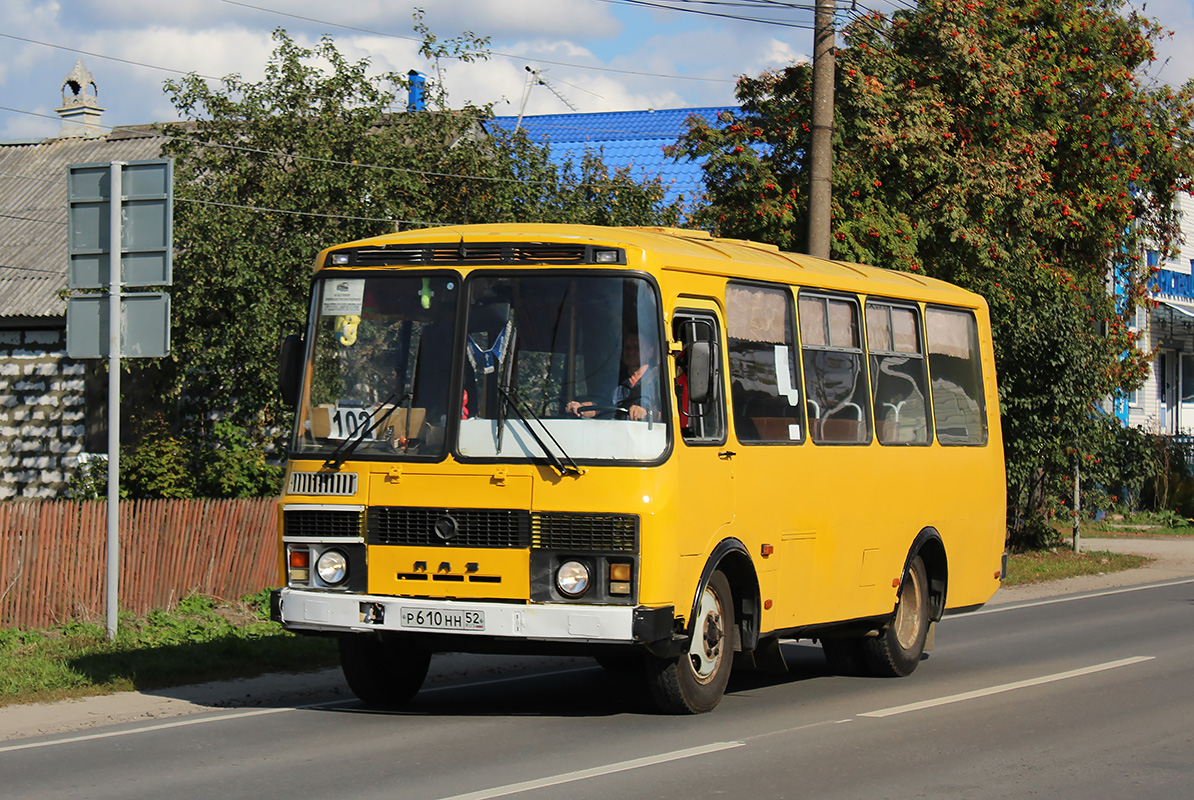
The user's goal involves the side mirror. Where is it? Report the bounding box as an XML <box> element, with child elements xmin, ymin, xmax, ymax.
<box><xmin>278</xmin><ymin>334</ymin><xmax>304</xmax><ymax>408</ymax></box>
<box><xmin>685</xmin><ymin>341</ymin><xmax>712</xmax><ymax>405</ymax></box>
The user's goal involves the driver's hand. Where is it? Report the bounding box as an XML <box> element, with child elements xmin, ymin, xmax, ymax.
<box><xmin>565</xmin><ymin>400</ymin><xmax>595</xmax><ymax>418</ymax></box>
<box><xmin>627</xmin><ymin>404</ymin><xmax>648</xmax><ymax>421</ymax></box>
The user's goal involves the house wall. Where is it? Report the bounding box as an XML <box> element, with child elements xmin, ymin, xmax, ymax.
<box><xmin>0</xmin><ymin>327</ymin><xmax>87</xmax><ymax>499</ymax></box>
<box><xmin>1128</xmin><ymin>192</ymin><xmax>1194</xmax><ymax>435</ymax></box>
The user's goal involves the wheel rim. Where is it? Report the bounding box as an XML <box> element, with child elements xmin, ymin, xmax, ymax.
<box><xmin>893</xmin><ymin>565</ymin><xmax>924</xmax><ymax>650</ymax></box>
<box><xmin>688</xmin><ymin>584</ymin><xmax>725</xmax><ymax>683</ymax></box>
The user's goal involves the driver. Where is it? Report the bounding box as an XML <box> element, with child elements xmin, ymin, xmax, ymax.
<box><xmin>566</xmin><ymin>335</ymin><xmax>659</xmax><ymax>421</ymax></box>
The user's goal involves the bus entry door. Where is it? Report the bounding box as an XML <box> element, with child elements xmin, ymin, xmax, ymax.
<box><xmin>674</xmin><ymin>308</ymin><xmax>735</xmax><ymax>556</ymax></box>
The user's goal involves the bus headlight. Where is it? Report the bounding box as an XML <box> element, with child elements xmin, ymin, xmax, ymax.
<box><xmin>556</xmin><ymin>560</ymin><xmax>591</xmax><ymax>598</ymax></box>
<box><xmin>316</xmin><ymin>549</ymin><xmax>348</xmax><ymax>585</ymax></box>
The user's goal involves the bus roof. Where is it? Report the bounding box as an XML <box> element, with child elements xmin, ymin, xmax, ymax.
<box><xmin>317</xmin><ymin>223</ymin><xmax>983</xmax><ymax>308</ymax></box>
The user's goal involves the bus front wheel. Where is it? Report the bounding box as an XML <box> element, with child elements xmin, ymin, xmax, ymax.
<box><xmin>646</xmin><ymin>570</ymin><xmax>734</xmax><ymax>714</ymax></box>
<box><xmin>862</xmin><ymin>555</ymin><xmax>930</xmax><ymax>677</ymax></box>
<box><xmin>338</xmin><ymin>633</ymin><xmax>431</xmax><ymax>708</ymax></box>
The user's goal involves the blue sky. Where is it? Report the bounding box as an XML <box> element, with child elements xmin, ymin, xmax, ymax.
<box><xmin>2</xmin><ymin>0</ymin><xmax>1193</xmax><ymax>140</ymax></box>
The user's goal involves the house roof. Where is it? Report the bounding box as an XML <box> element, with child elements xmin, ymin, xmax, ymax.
<box><xmin>489</xmin><ymin>107</ymin><xmax>733</xmax><ymax>209</ymax></box>
<box><xmin>0</xmin><ymin>127</ymin><xmax>165</xmax><ymax>321</ymax></box>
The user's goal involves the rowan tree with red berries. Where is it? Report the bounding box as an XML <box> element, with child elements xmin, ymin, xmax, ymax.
<box><xmin>671</xmin><ymin>0</ymin><xmax>1194</xmax><ymax>547</ymax></box>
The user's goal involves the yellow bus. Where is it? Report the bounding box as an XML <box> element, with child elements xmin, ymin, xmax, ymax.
<box><xmin>272</xmin><ymin>223</ymin><xmax>1006</xmax><ymax>713</ymax></box>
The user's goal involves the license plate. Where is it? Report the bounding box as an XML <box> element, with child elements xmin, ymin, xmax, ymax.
<box><xmin>399</xmin><ymin>607</ymin><xmax>485</xmax><ymax>631</ymax></box>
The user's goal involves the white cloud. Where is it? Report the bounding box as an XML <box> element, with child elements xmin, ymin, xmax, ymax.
<box><xmin>4</xmin><ymin>0</ymin><xmax>1194</xmax><ymax>141</ymax></box>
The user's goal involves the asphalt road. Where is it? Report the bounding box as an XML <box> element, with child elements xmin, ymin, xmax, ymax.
<box><xmin>2</xmin><ymin>538</ymin><xmax>1192</xmax><ymax>800</ymax></box>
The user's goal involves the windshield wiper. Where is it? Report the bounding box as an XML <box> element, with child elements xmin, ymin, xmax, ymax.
<box><xmin>495</xmin><ymin>325</ymin><xmax>517</xmax><ymax>452</ymax></box>
<box><xmin>322</xmin><ymin>390</ymin><xmax>402</xmax><ymax>471</ymax></box>
<box><xmin>496</xmin><ymin>384</ymin><xmax>583</xmax><ymax>477</ymax></box>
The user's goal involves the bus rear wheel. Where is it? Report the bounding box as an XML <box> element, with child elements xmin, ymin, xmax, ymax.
<box><xmin>646</xmin><ymin>570</ymin><xmax>734</xmax><ymax>714</ymax></box>
<box><xmin>862</xmin><ymin>555</ymin><xmax>930</xmax><ymax>677</ymax></box>
<box><xmin>338</xmin><ymin>633</ymin><xmax>431</xmax><ymax>708</ymax></box>
<box><xmin>821</xmin><ymin>637</ymin><xmax>868</xmax><ymax>676</ymax></box>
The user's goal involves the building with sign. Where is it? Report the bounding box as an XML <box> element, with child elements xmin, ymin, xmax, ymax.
<box><xmin>1120</xmin><ymin>194</ymin><xmax>1194</xmax><ymax>437</ymax></box>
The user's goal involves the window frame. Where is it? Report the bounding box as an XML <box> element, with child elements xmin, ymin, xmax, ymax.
<box><xmin>924</xmin><ymin>304</ymin><xmax>989</xmax><ymax>447</ymax></box>
<box><xmin>864</xmin><ymin>298</ymin><xmax>933</xmax><ymax>447</ymax></box>
<box><xmin>797</xmin><ymin>290</ymin><xmax>873</xmax><ymax>446</ymax></box>
<box><xmin>673</xmin><ymin>309</ymin><xmax>728</xmax><ymax>447</ymax></box>
<box><xmin>725</xmin><ymin>280</ymin><xmax>805</xmax><ymax>446</ymax></box>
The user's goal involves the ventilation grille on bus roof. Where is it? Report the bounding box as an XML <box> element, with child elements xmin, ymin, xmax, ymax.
<box><xmin>326</xmin><ymin>242</ymin><xmax>626</xmax><ymax>268</ymax></box>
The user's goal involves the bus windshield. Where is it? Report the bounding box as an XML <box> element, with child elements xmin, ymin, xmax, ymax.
<box><xmin>294</xmin><ymin>273</ymin><xmax>460</xmax><ymax>460</ymax></box>
<box><xmin>459</xmin><ymin>273</ymin><xmax>668</xmax><ymax>463</ymax></box>
<box><xmin>293</xmin><ymin>271</ymin><xmax>667</xmax><ymax>464</ymax></box>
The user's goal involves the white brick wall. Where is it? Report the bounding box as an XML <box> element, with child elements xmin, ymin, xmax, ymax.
<box><xmin>0</xmin><ymin>328</ymin><xmax>91</xmax><ymax>498</ymax></box>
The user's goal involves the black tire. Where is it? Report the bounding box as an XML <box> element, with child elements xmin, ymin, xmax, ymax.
<box><xmin>862</xmin><ymin>555</ymin><xmax>930</xmax><ymax>677</ymax></box>
<box><xmin>821</xmin><ymin>636</ymin><xmax>868</xmax><ymax>676</ymax></box>
<box><xmin>338</xmin><ymin>633</ymin><xmax>431</xmax><ymax>708</ymax></box>
<box><xmin>646</xmin><ymin>570</ymin><xmax>734</xmax><ymax>714</ymax></box>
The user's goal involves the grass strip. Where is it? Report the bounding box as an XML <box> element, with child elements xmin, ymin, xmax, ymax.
<box><xmin>1003</xmin><ymin>549</ymin><xmax>1149</xmax><ymax>586</ymax></box>
<box><xmin>0</xmin><ymin>591</ymin><xmax>337</xmax><ymax>708</ymax></box>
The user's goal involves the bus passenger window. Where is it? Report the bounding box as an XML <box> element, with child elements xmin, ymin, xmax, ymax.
<box><xmin>866</xmin><ymin>302</ymin><xmax>930</xmax><ymax>445</ymax></box>
<box><xmin>798</xmin><ymin>293</ymin><xmax>871</xmax><ymax>444</ymax></box>
<box><xmin>674</xmin><ymin>313</ymin><xmax>726</xmax><ymax>444</ymax></box>
<box><xmin>726</xmin><ymin>283</ymin><xmax>803</xmax><ymax>443</ymax></box>
<box><xmin>925</xmin><ymin>307</ymin><xmax>988</xmax><ymax>445</ymax></box>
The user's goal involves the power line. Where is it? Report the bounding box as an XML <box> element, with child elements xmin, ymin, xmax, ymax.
<box><xmin>0</xmin><ymin>212</ymin><xmax>65</xmax><ymax>226</ymax></box>
<box><xmin>0</xmin><ymin>264</ymin><xmax>68</xmax><ymax>276</ymax></box>
<box><xmin>219</xmin><ymin>0</ymin><xmax>734</xmax><ymax>84</ymax></box>
<box><xmin>0</xmin><ymin>170</ymin><xmax>60</xmax><ymax>185</ymax></box>
<box><xmin>0</xmin><ymin>26</ymin><xmax>738</xmax><ymax>135</ymax></box>
<box><xmin>593</xmin><ymin>0</ymin><xmax>819</xmax><ymax>29</ymax></box>
<box><xmin>0</xmin><ymin>32</ymin><xmax>218</xmax><ymax>80</ymax></box>
<box><xmin>0</xmin><ymin>103</ymin><xmax>701</xmax><ymax>192</ymax></box>
<box><xmin>177</xmin><ymin>196</ymin><xmax>448</xmax><ymax>227</ymax></box>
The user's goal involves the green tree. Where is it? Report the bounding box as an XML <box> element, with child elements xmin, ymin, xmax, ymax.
<box><xmin>140</xmin><ymin>24</ymin><xmax>678</xmax><ymax>481</ymax></box>
<box><xmin>671</xmin><ymin>0</ymin><xmax>1194</xmax><ymax>547</ymax></box>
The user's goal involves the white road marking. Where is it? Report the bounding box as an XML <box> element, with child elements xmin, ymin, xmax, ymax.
<box><xmin>0</xmin><ymin>667</ymin><xmax>597</xmax><ymax>754</ymax></box>
<box><xmin>433</xmin><ymin>741</ymin><xmax>746</xmax><ymax>800</ymax></box>
<box><xmin>0</xmin><ymin>704</ymin><xmax>319</xmax><ymax>753</ymax></box>
<box><xmin>959</xmin><ymin>578</ymin><xmax>1194</xmax><ymax>617</ymax></box>
<box><xmin>859</xmin><ymin>656</ymin><xmax>1155</xmax><ymax>718</ymax></box>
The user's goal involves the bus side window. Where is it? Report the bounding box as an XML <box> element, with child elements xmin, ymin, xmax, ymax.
<box><xmin>925</xmin><ymin>306</ymin><xmax>988</xmax><ymax>445</ymax></box>
<box><xmin>865</xmin><ymin>301</ymin><xmax>931</xmax><ymax>445</ymax></box>
<box><xmin>726</xmin><ymin>282</ymin><xmax>803</xmax><ymax>443</ymax></box>
<box><xmin>798</xmin><ymin>292</ymin><xmax>872</xmax><ymax>444</ymax></box>
<box><xmin>674</xmin><ymin>313</ymin><xmax>726</xmax><ymax>444</ymax></box>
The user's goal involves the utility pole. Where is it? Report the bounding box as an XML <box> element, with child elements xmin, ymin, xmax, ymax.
<box><xmin>808</xmin><ymin>0</ymin><xmax>836</xmax><ymax>259</ymax></box>
<box><xmin>1073</xmin><ymin>457</ymin><xmax>1082</xmax><ymax>554</ymax></box>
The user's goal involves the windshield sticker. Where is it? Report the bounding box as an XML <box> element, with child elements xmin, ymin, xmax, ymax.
<box><xmin>321</xmin><ymin>279</ymin><xmax>365</xmax><ymax>316</ymax></box>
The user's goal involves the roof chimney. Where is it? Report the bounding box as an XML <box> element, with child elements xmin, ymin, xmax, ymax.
<box><xmin>56</xmin><ymin>60</ymin><xmax>105</xmax><ymax>138</ymax></box>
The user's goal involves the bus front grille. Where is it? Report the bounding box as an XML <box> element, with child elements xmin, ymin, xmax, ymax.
<box><xmin>368</xmin><ymin>507</ymin><xmax>532</xmax><ymax>548</ymax></box>
<box><xmin>284</xmin><ymin>508</ymin><xmax>364</xmax><ymax>538</ymax></box>
<box><xmin>531</xmin><ymin>513</ymin><xmax>639</xmax><ymax>552</ymax></box>
<box><xmin>287</xmin><ymin>471</ymin><xmax>358</xmax><ymax>496</ymax></box>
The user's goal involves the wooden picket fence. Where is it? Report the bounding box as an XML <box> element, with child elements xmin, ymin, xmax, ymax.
<box><xmin>0</xmin><ymin>498</ymin><xmax>279</xmax><ymax>629</ymax></box>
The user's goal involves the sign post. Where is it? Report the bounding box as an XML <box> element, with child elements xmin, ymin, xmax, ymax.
<box><xmin>106</xmin><ymin>162</ymin><xmax>122</xmax><ymax>642</ymax></box>
<box><xmin>66</xmin><ymin>158</ymin><xmax>172</xmax><ymax>640</ymax></box>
